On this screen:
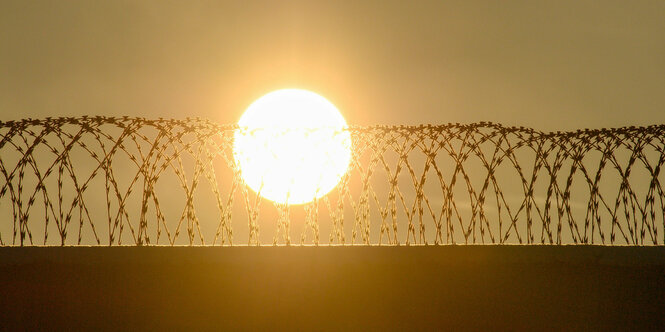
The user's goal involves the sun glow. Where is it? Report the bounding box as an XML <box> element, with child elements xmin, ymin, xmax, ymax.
<box><xmin>233</xmin><ymin>89</ymin><xmax>351</xmax><ymax>205</ymax></box>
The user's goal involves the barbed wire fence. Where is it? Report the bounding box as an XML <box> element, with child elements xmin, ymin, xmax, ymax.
<box><xmin>1</xmin><ymin>117</ymin><xmax>664</xmax><ymax>246</ymax></box>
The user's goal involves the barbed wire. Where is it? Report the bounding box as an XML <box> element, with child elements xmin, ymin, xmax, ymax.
<box><xmin>1</xmin><ymin>116</ymin><xmax>664</xmax><ymax>246</ymax></box>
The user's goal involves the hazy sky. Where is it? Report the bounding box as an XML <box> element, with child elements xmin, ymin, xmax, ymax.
<box><xmin>1</xmin><ymin>0</ymin><xmax>664</xmax><ymax>130</ymax></box>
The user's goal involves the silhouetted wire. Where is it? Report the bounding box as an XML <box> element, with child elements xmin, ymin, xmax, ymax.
<box><xmin>1</xmin><ymin>117</ymin><xmax>663</xmax><ymax>246</ymax></box>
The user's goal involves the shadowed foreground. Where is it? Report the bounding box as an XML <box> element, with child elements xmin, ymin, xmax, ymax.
<box><xmin>1</xmin><ymin>246</ymin><xmax>664</xmax><ymax>331</ymax></box>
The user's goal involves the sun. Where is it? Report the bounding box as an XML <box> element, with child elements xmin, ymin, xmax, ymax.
<box><xmin>233</xmin><ymin>89</ymin><xmax>352</xmax><ymax>205</ymax></box>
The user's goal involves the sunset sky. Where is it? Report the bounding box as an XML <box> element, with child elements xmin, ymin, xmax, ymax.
<box><xmin>2</xmin><ymin>3</ymin><xmax>665</xmax><ymax>330</ymax></box>
<box><xmin>1</xmin><ymin>0</ymin><xmax>664</xmax><ymax>130</ymax></box>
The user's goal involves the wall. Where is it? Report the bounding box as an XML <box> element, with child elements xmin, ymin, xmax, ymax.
<box><xmin>1</xmin><ymin>246</ymin><xmax>664</xmax><ymax>331</ymax></box>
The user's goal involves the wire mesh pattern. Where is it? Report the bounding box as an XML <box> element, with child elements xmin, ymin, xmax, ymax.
<box><xmin>1</xmin><ymin>117</ymin><xmax>664</xmax><ymax>246</ymax></box>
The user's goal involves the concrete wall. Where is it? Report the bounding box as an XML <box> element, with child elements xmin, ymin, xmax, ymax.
<box><xmin>1</xmin><ymin>246</ymin><xmax>664</xmax><ymax>331</ymax></box>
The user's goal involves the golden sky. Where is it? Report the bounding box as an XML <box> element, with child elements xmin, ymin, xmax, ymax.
<box><xmin>1</xmin><ymin>0</ymin><xmax>664</xmax><ymax>130</ymax></box>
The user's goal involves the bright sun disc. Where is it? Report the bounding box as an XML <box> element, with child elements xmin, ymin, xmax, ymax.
<box><xmin>233</xmin><ymin>89</ymin><xmax>351</xmax><ymax>205</ymax></box>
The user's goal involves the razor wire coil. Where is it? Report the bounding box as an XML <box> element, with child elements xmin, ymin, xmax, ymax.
<box><xmin>1</xmin><ymin>117</ymin><xmax>664</xmax><ymax>246</ymax></box>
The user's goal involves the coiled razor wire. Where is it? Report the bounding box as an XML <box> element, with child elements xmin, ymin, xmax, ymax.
<box><xmin>1</xmin><ymin>117</ymin><xmax>664</xmax><ymax>246</ymax></box>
